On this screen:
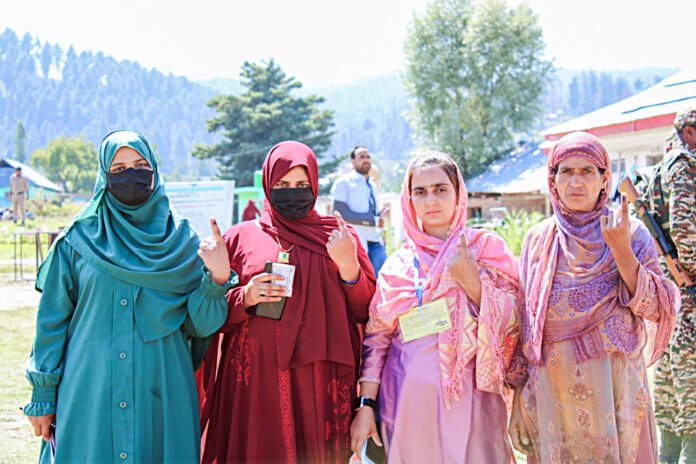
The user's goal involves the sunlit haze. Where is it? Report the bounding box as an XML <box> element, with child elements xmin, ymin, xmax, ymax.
<box><xmin>1</xmin><ymin>0</ymin><xmax>689</xmax><ymax>86</ymax></box>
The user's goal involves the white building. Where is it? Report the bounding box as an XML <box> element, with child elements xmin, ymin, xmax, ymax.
<box><xmin>541</xmin><ymin>70</ymin><xmax>696</xmax><ymax>193</ymax></box>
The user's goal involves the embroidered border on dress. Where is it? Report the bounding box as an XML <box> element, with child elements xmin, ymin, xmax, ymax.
<box><xmin>276</xmin><ymin>324</ymin><xmax>297</xmax><ymax>464</ymax></box>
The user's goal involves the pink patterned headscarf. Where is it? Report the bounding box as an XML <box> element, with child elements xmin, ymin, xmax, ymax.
<box><xmin>369</xmin><ymin>153</ymin><xmax>519</xmax><ymax>407</ymax></box>
<box><xmin>522</xmin><ymin>132</ymin><xmax>676</xmax><ymax>366</ymax></box>
<box><xmin>547</xmin><ymin>131</ymin><xmax>611</xmax><ymax>220</ymax></box>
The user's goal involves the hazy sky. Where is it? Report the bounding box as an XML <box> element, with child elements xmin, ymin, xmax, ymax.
<box><xmin>1</xmin><ymin>0</ymin><xmax>690</xmax><ymax>87</ymax></box>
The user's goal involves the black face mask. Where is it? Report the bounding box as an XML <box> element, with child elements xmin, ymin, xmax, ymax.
<box><xmin>270</xmin><ymin>188</ymin><xmax>315</xmax><ymax>220</ymax></box>
<box><xmin>106</xmin><ymin>168</ymin><xmax>154</xmax><ymax>206</ymax></box>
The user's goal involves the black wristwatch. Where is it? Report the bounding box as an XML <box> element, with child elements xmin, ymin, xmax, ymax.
<box><xmin>355</xmin><ymin>396</ymin><xmax>377</xmax><ymax>411</ymax></box>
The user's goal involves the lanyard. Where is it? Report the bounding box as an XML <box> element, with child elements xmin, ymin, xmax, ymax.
<box><xmin>413</xmin><ymin>257</ymin><xmax>426</xmax><ymax>307</ymax></box>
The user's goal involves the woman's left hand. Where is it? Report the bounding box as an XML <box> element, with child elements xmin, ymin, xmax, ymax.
<box><xmin>509</xmin><ymin>387</ymin><xmax>534</xmax><ymax>455</ymax></box>
<box><xmin>327</xmin><ymin>211</ymin><xmax>360</xmax><ymax>281</ymax></box>
<box><xmin>447</xmin><ymin>232</ymin><xmax>482</xmax><ymax>306</ymax></box>
<box><xmin>198</xmin><ymin>217</ymin><xmax>231</xmax><ymax>286</ymax></box>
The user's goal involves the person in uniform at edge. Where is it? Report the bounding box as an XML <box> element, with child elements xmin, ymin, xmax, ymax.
<box><xmin>197</xmin><ymin>141</ymin><xmax>376</xmax><ymax>463</ymax></box>
<box><xmin>10</xmin><ymin>166</ymin><xmax>29</xmax><ymax>224</ymax></box>
<box><xmin>23</xmin><ymin>130</ymin><xmax>236</xmax><ymax>463</ymax></box>
<box><xmin>509</xmin><ymin>131</ymin><xmax>679</xmax><ymax>463</ymax></box>
<box><xmin>653</xmin><ymin>106</ymin><xmax>696</xmax><ymax>463</ymax></box>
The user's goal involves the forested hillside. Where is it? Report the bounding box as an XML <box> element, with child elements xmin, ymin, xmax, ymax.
<box><xmin>0</xmin><ymin>28</ymin><xmax>218</xmax><ymax>178</ymax></box>
<box><xmin>541</xmin><ymin>67</ymin><xmax>678</xmax><ymax>127</ymax></box>
<box><xmin>0</xmin><ymin>27</ymin><xmax>679</xmax><ymax>183</ymax></box>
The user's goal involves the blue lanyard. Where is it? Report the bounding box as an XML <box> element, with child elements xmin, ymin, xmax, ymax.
<box><xmin>413</xmin><ymin>257</ymin><xmax>425</xmax><ymax>307</ymax></box>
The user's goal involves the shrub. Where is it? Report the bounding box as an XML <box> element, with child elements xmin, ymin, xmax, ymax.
<box><xmin>494</xmin><ymin>210</ymin><xmax>545</xmax><ymax>257</ymax></box>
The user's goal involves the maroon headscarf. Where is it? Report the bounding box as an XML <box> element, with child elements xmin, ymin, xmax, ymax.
<box><xmin>260</xmin><ymin>141</ymin><xmax>347</xmax><ymax>256</ymax></box>
<box><xmin>259</xmin><ymin>141</ymin><xmax>375</xmax><ymax>369</ymax></box>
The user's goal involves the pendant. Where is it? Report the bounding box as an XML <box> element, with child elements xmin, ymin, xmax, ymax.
<box><xmin>278</xmin><ymin>251</ymin><xmax>290</xmax><ymax>264</ymax></box>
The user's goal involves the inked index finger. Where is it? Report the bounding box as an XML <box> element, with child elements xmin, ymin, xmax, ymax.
<box><xmin>210</xmin><ymin>217</ymin><xmax>223</xmax><ymax>241</ymax></box>
<box><xmin>620</xmin><ymin>193</ymin><xmax>629</xmax><ymax>223</ymax></box>
<box><xmin>459</xmin><ymin>231</ymin><xmax>468</xmax><ymax>248</ymax></box>
<box><xmin>333</xmin><ymin>211</ymin><xmax>348</xmax><ymax>232</ymax></box>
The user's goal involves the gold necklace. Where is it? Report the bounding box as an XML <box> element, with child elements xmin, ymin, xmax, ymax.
<box><xmin>275</xmin><ymin>236</ymin><xmax>294</xmax><ymax>263</ymax></box>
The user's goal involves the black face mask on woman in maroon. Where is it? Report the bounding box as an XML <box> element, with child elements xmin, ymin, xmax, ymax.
<box><xmin>270</xmin><ymin>188</ymin><xmax>315</xmax><ymax>220</ymax></box>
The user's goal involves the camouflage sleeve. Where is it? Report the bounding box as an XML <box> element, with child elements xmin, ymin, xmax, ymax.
<box><xmin>668</xmin><ymin>157</ymin><xmax>696</xmax><ymax>278</ymax></box>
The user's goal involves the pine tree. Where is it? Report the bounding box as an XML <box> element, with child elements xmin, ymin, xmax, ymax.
<box><xmin>193</xmin><ymin>59</ymin><xmax>334</xmax><ymax>185</ymax></box>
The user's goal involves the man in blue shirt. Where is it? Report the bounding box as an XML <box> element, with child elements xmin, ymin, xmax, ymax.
<box><xmin>331</xmin><ymin>146</ymin><xmax>388</xmax><ymax>275</ymax></box>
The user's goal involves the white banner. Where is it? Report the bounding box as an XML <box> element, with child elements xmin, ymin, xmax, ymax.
<box><xmin>165</xmin><ymin>181</ymin><xmax>235</xmax><ymax>236</ymax></box>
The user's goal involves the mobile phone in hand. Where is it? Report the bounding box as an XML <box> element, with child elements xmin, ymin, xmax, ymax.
<box><xmin>361</xmin><ymin>436</ymin><xmax>385</xmax><ymax>464</ymax></box>
<box><xmin>256</xmin><ymin>261</ymin><xmax>287</xmax><ymax>319</ymax></box>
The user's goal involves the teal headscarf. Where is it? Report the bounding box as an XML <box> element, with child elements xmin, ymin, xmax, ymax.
<box><xmin>37</xmin><ymin>130</ymin><xmax>205</xmax><ymax>341</ymax></box>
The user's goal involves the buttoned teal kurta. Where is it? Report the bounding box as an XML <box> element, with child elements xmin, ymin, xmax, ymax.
<box><xmin>23</xmin><ymin>130</ymin><xmax>232</xmax><ymax>463</ymax></box>
<box><xmin>25</xmin><ymin>240</ymin><xmax>228</xmax><ymax>463</ymax></box>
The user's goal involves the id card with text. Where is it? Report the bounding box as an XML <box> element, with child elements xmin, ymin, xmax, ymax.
<box><xmin>398</xmin><ymin>298</ymin><xmax>452</xmax><ymax>342</ymax></box>
<box><xmin>271</xmin><ymin>262</ymin><xmax>295</xmax><ymax>297</ymax></box>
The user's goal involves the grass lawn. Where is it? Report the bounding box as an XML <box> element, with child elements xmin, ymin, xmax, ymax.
<box><xmin>0</xmin><ymin>203</ymin><xmax>82</xmax><ymax>251</ymax></box>
<box><xmin>0</xmin><ymin>276</ymin><xmax>42</xmax><ymax>462</ymax></box>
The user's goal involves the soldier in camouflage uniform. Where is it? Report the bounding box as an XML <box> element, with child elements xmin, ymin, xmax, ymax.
<box><xmin>654</xmin><ymin>106</ymin><xmax>696</xmax><ymax>463</ymax></box>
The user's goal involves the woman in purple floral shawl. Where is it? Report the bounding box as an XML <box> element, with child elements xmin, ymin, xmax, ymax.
<box><xmin>509</xmin><ymin>132</ymin><xmax>680</xmax><ymax>463</ymax></box>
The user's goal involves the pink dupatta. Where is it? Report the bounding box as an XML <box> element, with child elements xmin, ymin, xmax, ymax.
<box><xmin>368</xmin><ymin>158</ymin><xmax>520</xmax><ymax>407</ymax></box>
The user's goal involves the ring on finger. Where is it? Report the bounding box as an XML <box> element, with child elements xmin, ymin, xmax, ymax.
<box><xmin>260</xmin><ymin>290</ymin><xmax>266</xmax><ymax>297</ymax></box>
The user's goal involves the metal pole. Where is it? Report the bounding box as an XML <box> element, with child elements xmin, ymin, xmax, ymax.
<box><xmin>13</xmin><ymin>232</ymin><xmax>17</xmax><ymax>282</ymax></box>
<box><xmin>35</xmin><ymin>232</ymin><xmax>39</xmax><ymax>276</ymax></box>
<box><xmin>19</xmin><ymin>232</ymin><xmax>24</xmax><ymax>280</ymax></box>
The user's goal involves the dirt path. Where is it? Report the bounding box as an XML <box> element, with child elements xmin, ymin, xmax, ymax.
<box><xmin>0</xmin><ymin>275</ymin><xmax>41</xmax><ymax>311</ymax></box>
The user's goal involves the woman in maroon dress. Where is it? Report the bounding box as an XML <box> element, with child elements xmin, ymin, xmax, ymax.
<box><xmin>241</xmin><ymin>199</ymin><xmax>260</xmax><ymax>221</ymax></box>
<box><xmin>198</xmin><ymin>141</ymin><xmax>376</xmax><ymax>463</ymax></box>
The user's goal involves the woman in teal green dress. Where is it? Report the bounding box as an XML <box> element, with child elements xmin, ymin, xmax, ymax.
<box><xmin>23</xmin><ymin>130</ymin><xmax>236</xmax><ymax>463</ymax></box>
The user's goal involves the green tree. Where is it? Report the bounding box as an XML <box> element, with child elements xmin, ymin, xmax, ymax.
<box><xmin>404</xmin><ymin>0</ymin><xmax>552</xmax><ymax>178</ymax></box>
<box><xmin>318</xmin><ymin>150</ymin><xmax>350</xmax><ymax>195</ymax></box>
<box><xmin>193</xmin><ymin>59</ymin><xmax>334</xmax><ymax>185</ymax></box>
<box><xmin>31</xmin><ymin>135</ymin><xmax>98</xmax><ymax>193</ymax></box>
<box><xmin>14</xmin><ymin>120</ymin><xmax>26</xmax><ymax>162</ymax></box>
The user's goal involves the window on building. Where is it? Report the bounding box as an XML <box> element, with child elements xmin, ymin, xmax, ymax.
<box><xmin>611</xmin><ymin>158</ymin><xmax>626</xmax><ymax>176</ymax></box>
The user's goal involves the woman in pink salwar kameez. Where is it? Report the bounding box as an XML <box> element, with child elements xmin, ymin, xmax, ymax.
<box><xmin>350</xmin><ymin>151</ymin><xmax>526</xmax><ymax>463</ymax></box>
<box><xmin>509</xmin><ymin>132</ymin><xmax>680</xmax><ymax>464</ymax></box>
